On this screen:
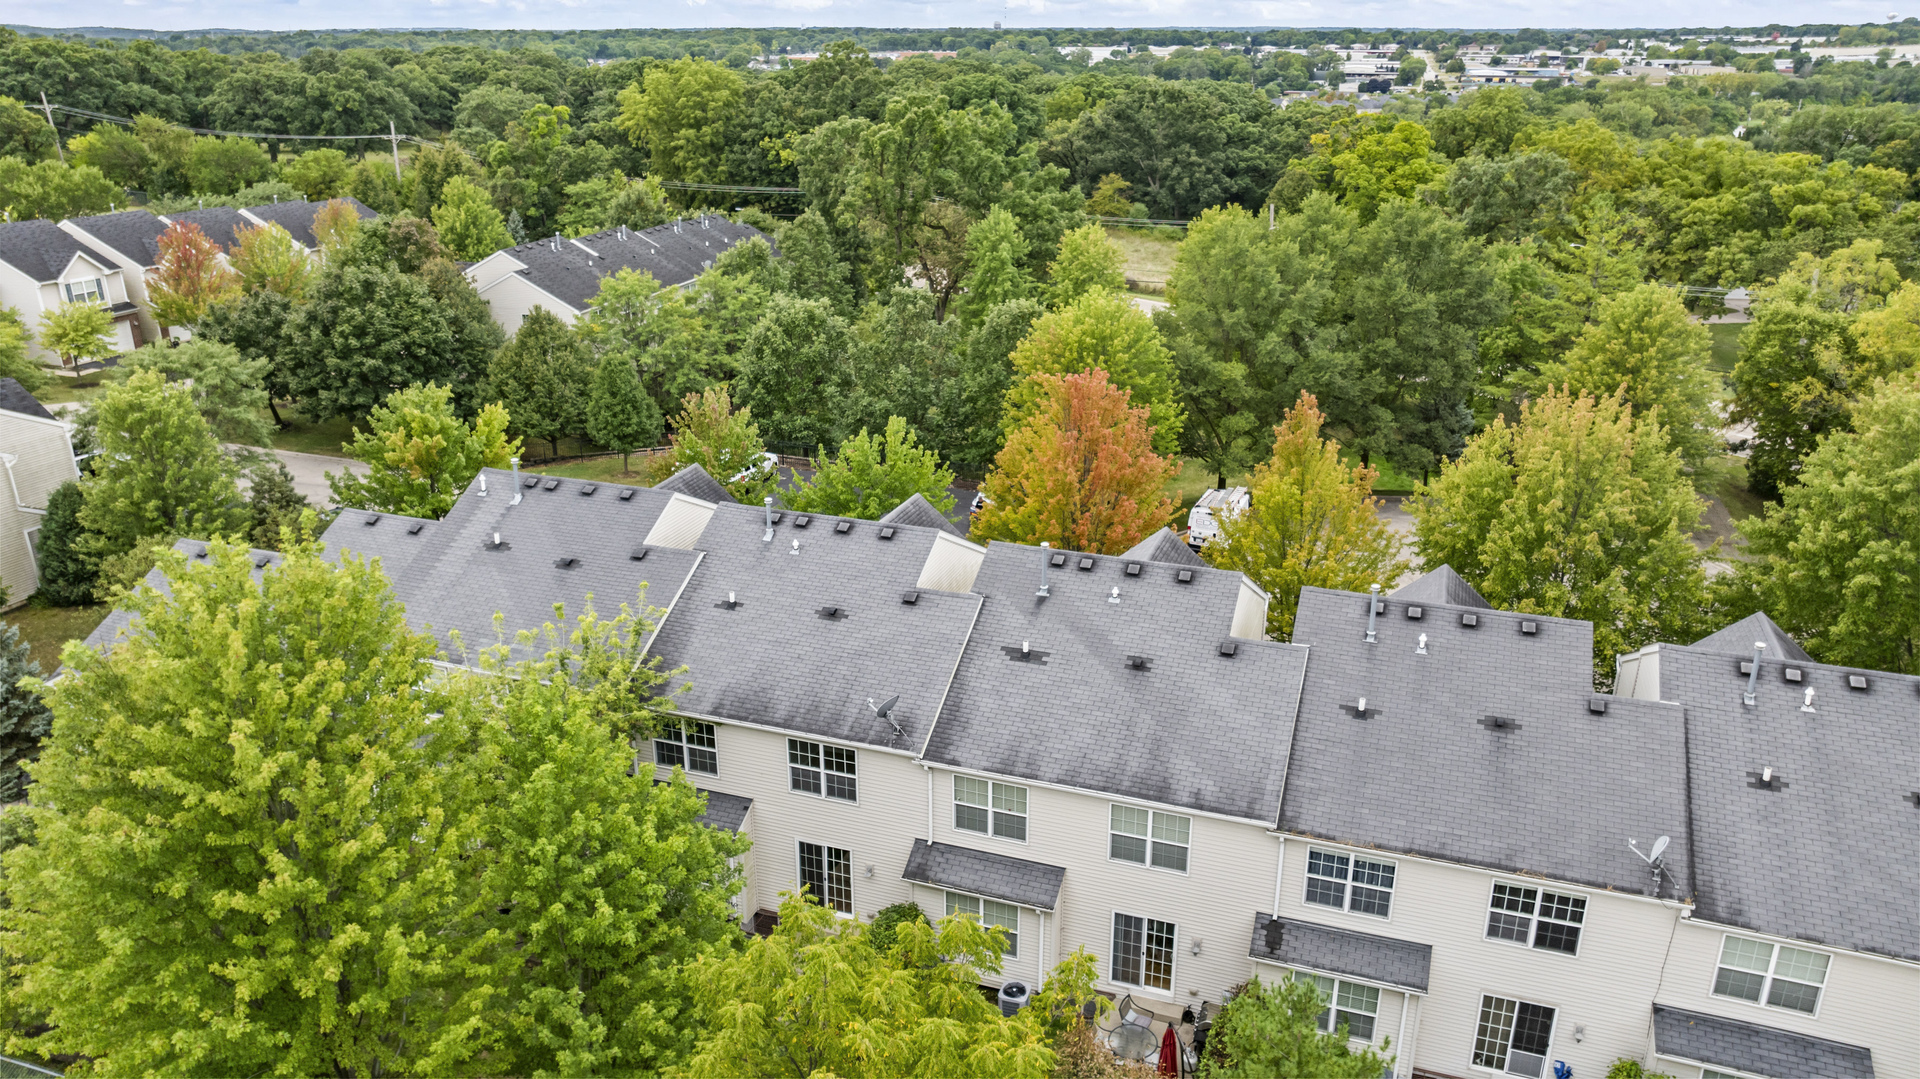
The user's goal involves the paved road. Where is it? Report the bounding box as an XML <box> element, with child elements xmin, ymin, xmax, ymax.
<box><xmin>230</xmin><ymin>446</ymin><xmax>368</xmax><ymax>507</ymax></box>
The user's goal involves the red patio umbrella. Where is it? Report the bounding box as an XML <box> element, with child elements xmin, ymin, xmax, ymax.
<box><xmin>1158</xmin><ymin>1025</ymin><xmax>1179</xmax><ymax>1076</ymax></box>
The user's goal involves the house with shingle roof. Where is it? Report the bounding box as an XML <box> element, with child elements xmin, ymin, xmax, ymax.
<box><xmin>0</xmin><ymin>218</ymin><xmax>148</xmax><ymax>363</ymax></box>
<box><xmin>0</xmin><ymin>377</ymin><xmax>79</xmax><ymax>606</ymax></box>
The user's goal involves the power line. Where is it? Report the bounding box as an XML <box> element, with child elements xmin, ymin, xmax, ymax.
<box><xmin>655</xmin><ymin>180</ymin><xmax>805</xmax><ymax>194</ymax></box>
<box><xmin>45</xmin><ymin>102</ymin><xmax>402</xmax><ymax>143</ymax></box>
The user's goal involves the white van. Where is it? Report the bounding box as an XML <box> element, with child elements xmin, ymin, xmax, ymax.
<box><xmin>1186</xmin><ymin>487</ymin><xmax>1250</xmax><ymax>549</ymax></box>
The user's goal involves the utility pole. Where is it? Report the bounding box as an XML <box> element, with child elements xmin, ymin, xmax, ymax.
<box><xmin>39</xmin><ymin>92</ymin><xmax>64</xmax><ymax>164</ymax></box>
<box><xmin>389</xmin><ymin>119</ymin><xmax>403</xmax><ymax>182</ymax></box>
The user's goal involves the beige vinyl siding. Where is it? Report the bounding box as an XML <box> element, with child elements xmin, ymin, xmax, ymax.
<box><xmin>908</xmin><ymin>881</ymin><xmax>1047</xmax><ymax>991</ymax></box>
<box><xmin>1251</xmin><ymin>956</ymin><xmax>1417</xmax><ymax>1064</ymax></box>
<box><xmin>1656</xmin><ymin>919</ymin><xmax>1920</xmax><ymax>1078</ymax></box>
<box><xmin>473</xmin><ymin>272</ymin><xmax>578</xmax><ymax>337</ymax></box>
<box><xmin>0</xmin><ymin>414</ymin><xmax>79</xmax><ymax>605</ymax></box>
<box><xmin>59</xmin><ymin>222</ymin><xmax>162</xmax><ymax>343</ymax></box>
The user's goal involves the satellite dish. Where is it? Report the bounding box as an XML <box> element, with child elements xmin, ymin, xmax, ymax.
<box><xmin>869</xmin><ymin>694</ymin><xmax>900</xmax><ymax>720</ymax></box>
<box><xmin>1628</xmin><ymin>835</ymin><xmax>1670</xmax><ymax>864</ymax></box>
<box><xmin>1650</xmin><ymin>835</ymin><xmax>1670</xmax><ymax>861</ymax></box>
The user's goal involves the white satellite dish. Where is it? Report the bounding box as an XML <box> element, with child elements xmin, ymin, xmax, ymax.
<box><xmin>1628</xmin><ymin>835</ymin><xmax>1670</xmax><ymax>864</ymax></box>
<box><xmin>1650</xmin><ymin>835</ymin><xmax>1670</xmax><ymax>861</ymax></box>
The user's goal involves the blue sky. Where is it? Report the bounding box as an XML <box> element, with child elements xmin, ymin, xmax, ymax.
<box><xmin>57</xmin><ymin>0</ymin><xmax>1903</xmax><ymax>33</ymax></box>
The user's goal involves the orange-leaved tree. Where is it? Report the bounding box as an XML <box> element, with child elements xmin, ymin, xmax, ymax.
<box><xmin>146</xmin><ymin>221</ymin><xmax>239</xmax><ymax>331</ymax></box>
<box><xmin>973</xmin><ymin>369</ymin><xmax>1177</xmax><ymax>554</ymax></box>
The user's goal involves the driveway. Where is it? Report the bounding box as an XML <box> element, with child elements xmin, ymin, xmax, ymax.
<box><xmin>230</xmin><ymin>446</ymin><xmax>368</xmax><ymax>508</ymax></box>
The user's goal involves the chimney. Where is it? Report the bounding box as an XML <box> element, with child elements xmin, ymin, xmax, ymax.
<box><xmin>1743</xmin><ymin>641</ymin><xmax>1766</xmax><ymax>706</ymax></box>
<box><xmin>1364</xmin><ymin>584</ymin><xmax>1380</xmax><ymax>643</ymax></box>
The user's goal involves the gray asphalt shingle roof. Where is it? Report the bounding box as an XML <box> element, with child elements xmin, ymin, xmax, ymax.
<box><xmin>1659</xmin><ymin>644</ymin><xmax>1920</xmax><ymax>961</ymax></box>
<box><xmin>242</xmin><ymin>197</ymin><xmax>377</xmax><ymax>249</ymax></box>
<box><xmin>1652</xmin><ymin>1004</ymin><xmax>1874</xmax><ymax>1078</ymax></box>
<box><xmin>1689</xmin><ymin>611</ymin><xmax>1813</xmax><ymax>663</ymax></box>
<box><xmin>1280</xmin><ymin>584</ymin><xmax>1695</xmax><ymax>896</ymax></box>
<box><xmin>902</xmin><ymin>838</ymin><xmax>1067</xmax><ymax>910</ymax></box>
<box><xmin>494</xmin><ymin>215</ymin><xmax>771</xmax><ymax>311</ymax></box>
<box><xmin>159</xmin><ymin>207</ymin><xmax>251</xmax><ymax>250</ymax></box>
<box><xmin>0</xmin><ymin>218</ymin><xmax>113</xmax><ymax>282</ymax></box>
<box><xmin>654</xmin><ymin>463</ymin><xmax>735</xmax><ymax>504</ymax></box>
<box><xmin>1249</xmin><ymin>912</ymin><xmax>1433</xmax><ymax>992</ymax></box>
<box><xmin>0</xmin><ymin>378</ymin><xmax>54</xmax><ymax>421</ymax></box>
<box><xmin>66</xmin><ymin>209</ymin><xmax>168</xmax><ymax>267</ymax></box>
<box><xmin>1389</xmin><ymin>565</ymin><xmax>1492</xmax><ymax>609</ymax></box>
<box><xmin>878</xmin><ymin>492</ymin><xmax>963</xmax><ymax>537</ymax></box>
<box><xmin>693</xmin><ymin>786</ymin><xmax>753</xmax><ymax>833</ymax></box>
<box><xmin>922</xmin><ymin>541</ymin><xmax>1307</xmax><ymax>821</ymax></box>
<box><xmin>82</xmin><ymin>540</ymin><xmax>286</xmax><ymax>658</ymax></box>
<box><xmin>1121</xmin><ymin>528</ymin><xmax>1204</xmax><ymax>567</ymax></box>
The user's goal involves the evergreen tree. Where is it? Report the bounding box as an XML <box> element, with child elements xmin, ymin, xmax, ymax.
<box><xmin>245</xmin><ymin>459</ymin><xmax>314</xmax><ymax>550</ymax></box>
<box><xmin>952</xmin><ymin>206</ymin><xmax>1033</xmax><ymax>324</ymax></box>
<box><xmin>331</xmin><ymin>383</ymin><xmax>520</xmax><ymax>519</ymax></box>
<box><xmin>432</xmin><ymin>175</ymin><xmax>514</xmax><ymax>261</ymax></box>
<box><xmin>974</xmin><ymin>370</ymin><xmax>1177</xmax><ymax>554</ymax></box>
<box><xmin>585</xmin><ymin>354</ymin><xmax>663</xmax><ymax>475</ymax></box>
<box><xmin>665</xmin><ymin>386</ymin><xmax>777</xmax><ymax>504</ymax></box>
<box><xmin>734</xmin><ymin>294</ymin><xmax>855</xmax><ymax>450</ymax></box>
<box><xmin>785</xmin><ymin>417</ymin><xmax>956</xmax><ymax>519</ymax></box>
<box><xmin>1409</xmin><ymin>387</ymin><xmax>1708</xmax><ymax>685</ymax></box>
<box><xmin>486</xmin><ymin>308</ymin><xmax>592</xmax><ymax>458</ymax></box>
<box><xmin>0</xmin><ymin>621</ymin><xmax>52</xmax><ymax>803</ymax></box>
<box><xmin>1202</xmin><ymin>392</ymin><xmax>1410</xmax><ymax>641</ymax></box>
<box><xmin>1003</xmin><ymin>288</ymin><xmax>1185</xmax><ymax>454</ymax></box>
<box><xmin>1044</xmin><ymin>223</ymin><xmax>1126</xmax><ymax>308</ymax></box>
<box><xmin>775</xmin><ymin>209</ymin><xmax>855</xmax><ymax>313</ymax></box>
<box><xmin>29</xmin><ymin>481</ymin><xmax>96</xmax><ymax>607</ymax></box>
<box><xmin>1733</xmin><ymin>375</ymin><xmax>1920</xmax><ymax>674</ymax></box>
<box><xmin>1537</xmin><ymin>284</ymin><xmax>1720</xmax><ymax>475</ymax></box>
<box><xmin>76</xmin><ymin>369</ymin><xmax>247</xmax><ymax>560</ymax></box>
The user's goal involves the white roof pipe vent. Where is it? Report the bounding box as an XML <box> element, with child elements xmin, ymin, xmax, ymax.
<box><xmin>1743</xmin><ymin>641</ymin><xmax>1766</xmax><ymax>706</ymax></box>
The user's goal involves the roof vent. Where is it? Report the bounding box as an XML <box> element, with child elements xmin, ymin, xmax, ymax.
<box><xmin>1478</xmin><ymin>714</ymin><xmax>1522</xmax><ymax>731</ymax></box>
<box><xmin>1340</xmin><ymin>698</ymin><xmax>1380</xmax><ymax>720</ymax></box>
<box><xmin>1125</xmin><ymin>562</ymin><xmax>1142</xmax><ymax>576</ymax></box>
<box><xmin>193</xmin><ymin>546</ymin><xmax>208</xmax><ymax>558</ymax></box>
<box><xmin>1461</xmin><ymin>612</ymin><xmax>1479</xmax><ymax>628</ymax></box>
<box><xmin>1744</xmin><ymin>641</ymin><xmax>1766</xmax><ymax>706</ymax></box>
<box><xmin>1037</xmin><ymin>541</ymin><xmax>1052</xmax><ymax>597</ymax></box>
<box><xmin>878</xmin><ymin>526</ymin><xmax>896</xmax><ymax>540</ymax></box>
<box><xmin>407</xmin><ymin>521</ymin><xmax>424</xmax><ymax>535</ymax></box>
<box><xmin>1848</xmin><ymin>674</ymin><xmax>1869</xmax><ymax>691</ymax></box>
<box><xmin>1364</xmin><ymin>584</ymin><xmax>1381</xmax><ymax>643</ymax></box>
<box><xmin>523</xmin><ymin>476</ymin><xmax>539</xmax><ymax>488</ymax></box>
<box><xmin>1748</xmin><ymin>767</ymin><xmax>1787</xmax><ymax>791</ymax></box>
<box><xmin>1588</xmin><ymin>698</ymin><xmax>1608</xmax><ymax>715</ymax></box>
<box><xmin>581</xmin><ymin>484</ymin><xmax>597</xmax><ymax>496</ymax></box>
<box><xmin>252</xmin><ymin>553</ymin><xmax>272</xmax><ymax>568</ymax></box>
<box><xmin>629</xmin><ymin>546</ymin><xmax>648</xmax><ymax>560</ymax></box>
<box><xmin>719</xmin><ymin>592</ymin><xmax>741</xmax><ymax>610</ymax></box>
<box><xmin>1077</xmin><ymin>556</ymin><xmax>1095</xmax><ymax>571</ymax></box>
<box><xmin>1783</xmin><ymin>667</ymin><xmax>1803</xmax><ymax>683</ymax></box>
<box><xmin>554</xmin><ymin>557</ymin><xmax>580</xmax><ymax>570</ymax></box>
<box><xmin>1126</xmin><ymin>655</ymin><xmax>1152</xmax><ymax>671</ymax></box>
<box><xmin>1109</xmin><ymin>586</ymin><xmax>1121</xmax><ymax>604</ymax></box>
<box><xmin>364</xmin><ymin>514</ymin><xmax>379</xmax><ymax>526</ymax></box>
<box><xmin>619</xmin><ymin>488</ymin><xmax>635</xmax><ymax>501</ymax></box>
<box><xmin>1519</xmin><ymin>620</ymin><xmax>1538</xmax><ymax>635</ymax></box>
<box><xmin>818</xmin><ymin>606</ymin><xmax>848</xmax><ymax>621</ymax></box>
<box><xmin>1002</xmin><ymin>641</ymin><xmax>1050</xmax><ymax>664</ymax></box>
<box><xmin>834</xmin><ymin>520</ymin><xmax>852</xmax><ymax>534</ymax></box>
<box><xmin>793</xmin><ymin>515</ymin><xmax>811</xmax><ymax>528</ymax></box>
<box><xmin>1415</xmin><ymin>632</ymin><xmax>1428</xmax><ymax>655</ymax></box>
<box><xmin>1406</xmin><ymin>605</ymin><xmax>1423</xmax><ymax>620</ymax></box>
<box><xmin>1176</xmin><ymin>569</ymin><xmax>1194</xmax><ymax>583</ymax></box>
<box><xmin>1800</xmin><ymin>687</ymin><xmax>1817</xmax><ymax>712</ymax></box>
<box><xmin>488</xmin><ymin>532</ymin><xmax>509</xmax><ymax>551</ymax></box>
<box><xmin>542</xmin><ymin>479</ymin><xmax>560</xmax><ymax>491</ymax></box>
<box><xmin>1218</xmin><ymin>640</ymin><xmax>1238</xmax><ymax>657</ymax></box>
<box><xmin>900</xmin><ymin>590</ymin><xmax>920</xmax><ymax>604</ymax></box>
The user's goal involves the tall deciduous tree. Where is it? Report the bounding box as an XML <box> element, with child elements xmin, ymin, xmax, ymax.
<box><xmin>311</xmin><ymin>197</ymin><xmax>363</xmax><ymax>257</ymax></box>
<box><xmin>432</xmin><ymin>174</ymin><xmax>514</xmax><ymax>261</ymax></box>
<box><xmin>974</xmin><ymin>369</ymin><xmax>1177</xmax><ymax>554</ymax></box>
<box><xmin>285</xmin><ymin>261</ymin><xmax>471</xmax><ymax>420</ymax></box>
<box><xmin>1538</xmin><ymin>283</ymin><xmax>1721</xmax><ymax>474</ymax></box>
<box><xmin>1045</xmin><ymin>223</ymin><xmax>1126</xmax><ymax>309</ymax></box>
<box><xmin>145</xmin><ymin>221</ymin><xmax>239</xmax><ymax>330</ymax></box>
<box><xmin>616</xmin><ymin>58</ymin><xmax>745</xmax><ymax>193</ymax></box>
<box><xmin>77</xmin><ymin>370</ymin><xmax>247</xmax><ymax>559</ymax></box>
<box><xmin>1409</xmin><ymin>387</ymin><xmax>1708</xmax><ymax>685</ymax></box>
<box><xmin>665</xmin><ymin>385</ymin><xmax>776</xmax><ymax>504</ymax></box>
<box><xmin>1733</xmin><ymin>375</ymin><xmax>1920</xmax><ymax>673</ymax></box>
<box><xmin>734</xmin><ymin>294</ymin><xmax>855</xmax><ymax>450</ymax></box>
<box><xmin>952</xmin><ymin>206</ymin><xmax>1033</xmax><ymax>324</ymax></box>
<box><xmin>585</xmin><ymin>354</ymin><xmax>662</xmax><ymax>474</ymax></box>
<box><xmin>0</xmin><ymin>539</ymin><xmax>479</xmax><ymax>1075</ymax></box>
<box><xmin>1198</xmin><ymin>976</ymin><xmax>1395</xmax><ymax>1078</ymax></box>
<box><xmin>36</xmin><ymin>302</ymin><xmax>115</xmax><ymax>368</ymax></box>
<box><xmin>774</xmin><ymin>209</ymin><xmax>855</xmax><ymax>314</ymax></box>
<box><xmin>486</xmin><ymin>307</ymin><xmax>592</xmax><ymax>458</ymax></box>
<box><xmin>119</xmin><ymin>339</ymin><xmax>275</xmax><ymax>448</ymax></box>
<box><xmin>280</xmin><ymin>148</ymin><xmax>351</xmax><ymax>201</ymax></box>
<box><xmin>785</xmin><ymin>416</ymin><xmax>956</xmax><ymax>519</ymax></box>
<box><xmin>329</xmin><ymin>383</ymin><xmax>519</xmax><ymax>519</ymax></box>
<box><xmin>229</xmin><ymin>221</ymin><xmax>312</xmax><ymax>299</ymax></box>
<box><xmin>0</xmin><ymin>308</ymin><xmax>44</xmax><ymax>392</ymax></box>
<box><xmin>681</xmin><ymin>893</ymin><xmax>1062</xmax><ymax>1079</ymax></box>
<box><xmin>197</xmin><ymin>289</ymin><xmax>297</xmax><ymax>426</ymax></box>
<box><xmin>1202</xmin><ymin>392</ymin><xmax>1409</xmax><ymax>640</ymax></box>
<box><xmin>1003</xmin><ymin>288</ymin><xmax>1184</xmax><ymax>454</ymax></box>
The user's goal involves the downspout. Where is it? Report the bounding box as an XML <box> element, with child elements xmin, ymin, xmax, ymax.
<box><xmin>1395</xmin><ymin>994</ymin><xmax>1410</xmax><ymax>1078</ymax></box>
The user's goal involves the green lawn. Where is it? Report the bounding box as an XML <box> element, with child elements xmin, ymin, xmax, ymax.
<box><xmin>525</xmin><ymin>453</ymin><xmax>671</xmax><ymax>484</ymax></box>
<box><xmin>1707</xmin><ymin>322</ymin><xmax>1743</xmax><ymax>375</ymax></box>
<box><xmin>1104</xmin><ymin>225</ymin><xmax>1181</xmax><ymax>292</ymax></box>
<box><xmin>264</xmin><ymin>409</ymin><xmax>358</xmax><ymax>457</ymax></box>
<box><xmin>5</xmin><ymin>602</ymin><xmax>109</xmax><ymax>673</ymax></box>
<box><xmin>33</xmin><ymin>375</ymin><xmax>108</xmax><ymax>406</ymax></box>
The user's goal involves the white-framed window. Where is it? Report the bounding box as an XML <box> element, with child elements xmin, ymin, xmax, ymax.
<box><xmin>654</xmin><ymin>720</ymin><xmax>717</xmax><ymax>775</ymax></box>
<box><xmin>1472</xmin><ymin>994</ymin><xmax>1557</xmax><ymax>1078</ymax></box>
<box><xmin>945</xmin><ymin>892</ymin><xmax>1019</xmax><ymax>957</ymax></box>
<box><xmin>1111</xmin><ymin>912</ymin><xmax>1175</xmax><ymax>990</ymax></box>
<box><xmin>789</xmin><ymin>738</ymin><xmax>856</xmax><ymax>802</ymax></box>
<box><xmin>1485</xmin><ymin>882</ymin><xmax>1586</xmax><ymax>955</ymax></box>
<box><xmin>1291</xmin><ymin>971</ymin><xmax>1381</xmax><ymax>1043</ymax></box>
<box><xmin>954</xmin><ymin>776</ymin><xmax>1027</xmax><ymax>841</ymax></box>
<box><xmin>1305</xmin><ymin>848</ymin><xmax>1395</xmax><ymax>917</ymax></box>
<box><xmin>63</xmin><ymin>278</ymin><xmax>105</xmax><ymax>304</ymax></box>
<box><xmin>1109</xmin><ymin>805</ymin><xmax>1190</xmax><ymax>872</ymax></box>
<box><xmin>1712</xmin><ymin>935</ymin><xmax>1829</xmax><ymax>1015</ymax></box>
<box><xmin>797</xmin><ymin>840</ymin><xmax>852</xmax><ymax>913</ymax></box>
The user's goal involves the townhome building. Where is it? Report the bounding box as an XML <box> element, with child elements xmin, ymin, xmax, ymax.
<box><xmin>0</xmin><ymin>218</ymin><xmax>147</xmax><ymax>361</ymax></box>
<box><xmin>461</xmin><ymin>214</ymin><xmax>772</xmax><ymax>336</ymax></box>
<box><xmin>0</xmin><ymin>377</ymin><xmax>80</xmax><ymax>606</ymax></box>
<box><xmin>85</xmin><ymin>465</ymin><xmax>1920</xmax><ymax>1079</ymax></box>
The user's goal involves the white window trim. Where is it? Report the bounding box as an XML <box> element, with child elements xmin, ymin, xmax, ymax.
<box><xmin>786</xmin><ymin>736</ymin><xmax>860</xmax><ymax>806</ymax></box>
<box><xmin>1302</xmin><ymin>846</ymin><xmax>1398</xmax><ymax>923</ymax></box>
<box><xmin>1468</xmin><ymin>992</ymin><xmax>1559</xmax><ymax>1077</ymax></box>
<box><xmin>794</xmin><ymin>838</ymin><xmax>855</xmax><ymax>918</ymax></box>
<box><xmin>653</xmin><ymin>719</ymin><xmax>719</xmax><ymax>777</ymax></box>
<box><xmin>1483</xmin><ymin>879</ymin><xmax>1587</xmax><ymax>957</ymax></box>
<box><xmin>1291</xmin><ymin>969</ymin><xmax>1385</xmax><ymax>1045</ymax></box>
<box><xmin>1250</xmin><ymin>955</ymin><xmax>1426</xmax><ymax>997</ymax></box>
<box><xmin>951</xmin><ymin>774</ymin><xmax>1030</xmax><ymax>846</ymax></box>
<box><xmin>1106</xmin><ymin>803</ymin><xmax>1192</xmax><ymax>876</ymax></box>
<box><xmin>1106</xmin><ymin>907</ymin><xmax>1179</xmax><ymax>1000</ymax></box>
<box><xmin>943</xmin><ymin>890</ymin><xmax>1021</xmax><ymax>957</ymax></box>
<box><xmin>1709</xmin><ymin>932</ymin><xmax>1830</xmax><ymax>1019</ymax></box>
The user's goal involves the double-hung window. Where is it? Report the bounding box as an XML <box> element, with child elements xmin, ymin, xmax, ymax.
<box><xmin>63</xmin><ymin>278</ymin><xmax>104</xmax><ymax>304</ymax></box>
<box><xmin>1305</xmin><ymin>848</ymin><xmax>1395</xmax><ymax>917</ymax></box>
<box><xmin>789</xmin><ymin>738</ymin><xmax>857</xmax><ymax>801</ymax></box>
<box><xmin>1109</xmin><ymin>805</ymin><xmax>1190</xmax><ymax>872</ymax></box>
<box><xmin>1473</xmin><ymin>995</ymin><xmax>1557</xmax><ymax>1078</ymax></box>
<box><xmin>954</xmin><ymin>776</ymin><xmax>1028</xmax><ymax>840</ymax></box>
<box><xmin>1111</xmin><ymin>912</ymin><xmax>1175</xmax><ymax>990</ymax></box>
<box><xmin>1712</xmin><ymin>935</ymin><xmax>1829</xmax><ymax>1014</ymax></box>
<box><xmin>1485</xmin><ymin>882</ymin><xmax>1586</xmax><ymax>954</ymax></box>
<box><xmin>946</xmin><ymin>892</ymin><xmax>1019</xmax><ymax>956</ymax></box>
<box><xmin>797</xmin><ymin>841</ymin><xmax>852</xmax><ymax>913</ymax></box>
<box><xmin>1292</xmin><ymin>971</ymin><xmax>1381</xmax><ymax>1042</ymax></box>
<box><xmin>654</xmin><ymin>720</ymin><xmax>717</xmax><ymax>775</ymax></box>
